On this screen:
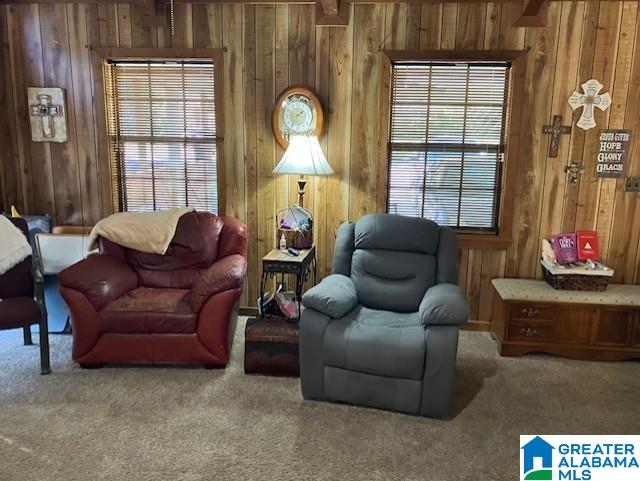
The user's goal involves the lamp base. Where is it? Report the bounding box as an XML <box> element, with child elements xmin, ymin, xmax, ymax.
<box><xmin>297</xmin><ymin>176</ymin><xmax>307</xmax><ymax>209</ymax></box>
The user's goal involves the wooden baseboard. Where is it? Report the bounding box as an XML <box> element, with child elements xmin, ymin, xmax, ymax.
<box><xmin>461</xmin><ymin>320</ymin><xmax>491</xmax><ymax>332</ymax></box>
<box><xmin>240</xmin><ymin>306</ymin><xmax>259</xmax><ymax>317</ymax></box>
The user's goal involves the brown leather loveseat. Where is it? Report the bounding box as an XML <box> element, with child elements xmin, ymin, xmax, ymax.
<box><xmin>59</xmin><ymin>212</ymin><xmax>246</xmax><ymax>368</ymax></box>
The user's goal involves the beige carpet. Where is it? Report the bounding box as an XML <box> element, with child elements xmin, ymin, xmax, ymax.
<box><xmin>1</xmin><ymin>319</ymin><xmax>638</xmax><ymax>481</ymax></box>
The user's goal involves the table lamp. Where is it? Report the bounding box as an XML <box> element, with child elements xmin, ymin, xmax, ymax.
<box><xmin>272</xmin><ymin>134</ymin><xmax>334</xmax><ymax>208</ymax></box>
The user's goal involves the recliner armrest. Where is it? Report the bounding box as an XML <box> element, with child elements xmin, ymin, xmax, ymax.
<box><xmin>419</xmin><ymin>283</ymin><xmax>469</xmax><ymax>326</ymax></box>
<box><xmin>190</xmin><ymin>254</ymin><xmax>246</xmax><ymax>312</ymax></box>
<box><xmin>58</xmin><ymin>254</ymin><xmax>138</xmax><ymax>311</ymax></box>
<box><xmin>302</xmin><ymin>274</ymin><xmax>358</xmax><ymax>318</ymax></box>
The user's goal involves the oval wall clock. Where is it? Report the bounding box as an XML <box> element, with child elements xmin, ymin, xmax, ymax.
<box><xmin>272</xmin><ymin>86</ymin><xmax>324</xmax><ymax>149</ymax></box>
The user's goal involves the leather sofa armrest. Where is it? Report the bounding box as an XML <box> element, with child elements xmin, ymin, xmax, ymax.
<box><xmin>419</xmin><ymin>283</ymin><xmax>469</xmax><ymax>326</ymax></box>
<box><xmin>301</xmin><ymin>274</ymin><xmax>358</xmax><ymax>318</ymax></box>
<box><xmin>58</xmin><ymin>254</ymin><xmax>138</xmax><ymax>311</ymax></box>
<box><xmin>190</xmin><ymin>254</ymin><xmax>246</xmax><ymax>313</ymax></box>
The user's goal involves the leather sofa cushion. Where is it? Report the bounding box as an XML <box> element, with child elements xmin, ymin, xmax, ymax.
<box><xmin>136</xmin><ymin>267</ymin><xmax>202</xmax><ymax>289</ymax></box>
<box><xmin>354</xmin><ymin>214</ymin><xmax>440</xmax><ymax>255</ymax></box>
<box><xmin>126</xmin><ymin>212</ymin><xmax>223</xmax><ymax>273</ymax></box>
<box><xmin>322</xmin><ymin>305</ymin><xmax>426</xmax><ymax>381</ymax></box>
<box><xmin>0</xmin><ymin>297</ymin><xmax>40</xmax><ymax>328</ymax></box>
<box><xmin>98</xmin><ymin>288</ymin><xmax>197</xmax><ymax>334</ymax></box>
<box><xmin>58</xmin><ymin>255</ymin><xmax>138</xmax><ymax>311</ymax></box>
<box><xmin>351</xmin><ymin>249</ymin><xmax>434</xmax><ymax>312</ymax></box>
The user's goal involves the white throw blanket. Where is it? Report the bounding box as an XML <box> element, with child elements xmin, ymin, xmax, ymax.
<box><xmin>87</xmin><ymin>207</ymin><xmax>194</xmax><ymax>255</ymax></box>
<box><xmin>0</xmin><ymin>215</ymin><xmax>32</xmax><ymax>275</ymax></box>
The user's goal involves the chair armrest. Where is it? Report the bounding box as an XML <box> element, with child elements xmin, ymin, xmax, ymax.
<box><xmin>58</xmin><ymin>254</ymin><xmax>138</xmax><ymax>311</ymax></box>
<box><xmin>190</xmin><ymin>254</ymin><xmax>246</xmax><ymax>313</ymax></box>
<box><xmin>419</xmin><ymin>283</ymin><xmax>469</xmax><ymax>326</ymax></box>
<box><xmin>301</xmin><ymin>274</ymin><xmax>358</xmax><ymax>319</ymax></box>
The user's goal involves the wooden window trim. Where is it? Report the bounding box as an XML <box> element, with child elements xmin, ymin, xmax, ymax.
<box><xmin>90</xmin><ymin>47</ymin><xmax>226</xmax><ymax>216</ymax></box>
<box><xmin>382</xmin><ymin>49</ymin><xmax>528</xmax><ymax>251</ymax></box>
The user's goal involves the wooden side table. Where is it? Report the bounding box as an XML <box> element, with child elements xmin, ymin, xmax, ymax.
<box><xmin>259</xmin><ymin>246</ymin><xmax>316</xmax><ymax>321</ymax></box>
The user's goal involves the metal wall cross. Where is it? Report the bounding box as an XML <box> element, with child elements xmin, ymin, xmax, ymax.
<box><xmin>29</xmin><ymin>94</ymin><xmax>63</xmax><ymax>139</ymax></box>
<box><xmin>542</xmin><ymin>115</ymin><xmax>571</xmax><ymax>157</ymax></box>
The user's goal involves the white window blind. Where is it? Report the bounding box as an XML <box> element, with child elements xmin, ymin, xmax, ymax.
<box><xmin>105</xmin><ymin>60</ymin><xmax>219</xmax><ymax>213</ymax></box>
<box><xmin>387</xmin><ymin>62</ymin><xmax>510</xmax><ymax>232</ymax></box>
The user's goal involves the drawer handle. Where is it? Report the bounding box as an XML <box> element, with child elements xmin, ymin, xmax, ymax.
<box><xmin>519</xmin><ymin>327</ymin><xmax>538</xmax><ymax>337</ymax></box>
<box><xmin>521</xmin><ymin>307</ymin><xmax>540</xmax><ymax>317</ymax></box>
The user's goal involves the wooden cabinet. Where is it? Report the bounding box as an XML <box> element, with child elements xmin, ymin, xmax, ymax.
<box><xmin>491</xmin><ymin>279</ymin><xmax>640</xmax><ymax>361</ymax></box>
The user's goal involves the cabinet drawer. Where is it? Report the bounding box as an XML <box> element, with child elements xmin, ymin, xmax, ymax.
<box><xmin>510</xmin><ymin>303</ymin><xmax>555</xmax><ymax>321</ymax></box>
<box><xmin>508</xmin><ymin>320</ymin><xmax>556</xmax><ymax>341</ymax></box>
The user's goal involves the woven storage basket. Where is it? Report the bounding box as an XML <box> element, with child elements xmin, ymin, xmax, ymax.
<box><xmin>276</xmin><ymin>207</ymin><xmax>313</xmax><ymax>249</ymax></box>
<box><xmin>542</xmin><ymin>265</ymin><xmax>610</xmax><ymax>292</ymax></box>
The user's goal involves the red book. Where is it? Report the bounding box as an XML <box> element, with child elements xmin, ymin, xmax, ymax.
<box><xmin>576</xmin><ymin>230</ymin><xmax>600</xmax><ymax>261</ymax></box>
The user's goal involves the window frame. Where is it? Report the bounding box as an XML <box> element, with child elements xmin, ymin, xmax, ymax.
<box><xmin>382</xmin><ymin>50</ymin><xmax>527</xmax><ymax>250</ymax></box>
<box><xmin>92</xmin><ymin>47</ymin><xmax>225</xmax><ymax>216</ymax></box>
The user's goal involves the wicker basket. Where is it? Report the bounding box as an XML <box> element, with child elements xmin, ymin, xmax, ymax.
<box><xmin>542</xmin><ymin>265</ymin><xmax>610</xmax><ymax>292</ymax></box>
<box><xmin>276</xmin><ymin>207</ymin><xmax>313</xmax><ymax>249</ymax></box>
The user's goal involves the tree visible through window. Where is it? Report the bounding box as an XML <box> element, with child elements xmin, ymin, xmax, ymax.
<box><xmin>387</xmin><ymin>61</ymin><xmax>510</xmax><ymax>233</ymax></box>
<box><xmin>105</xmin><ymin>60</ymin><xmax>219</xmax><ymax>213</ymax></box>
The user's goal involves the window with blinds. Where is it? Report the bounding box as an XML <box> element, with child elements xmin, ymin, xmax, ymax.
<box><xmin>104</xmin><ymin>60</ymin><xmax>219</xmax><ymax>213</ymax></box>
<box><xmin>387</xmin><ymin>61</ymin><xmax>511</xmax><ymax>233</ymax></box>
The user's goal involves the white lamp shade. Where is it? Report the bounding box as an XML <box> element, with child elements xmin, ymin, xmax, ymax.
<box><xmin>272</xmin><ymin>135</ymin><xmax>334</xmax><ymax>176</ymax></box>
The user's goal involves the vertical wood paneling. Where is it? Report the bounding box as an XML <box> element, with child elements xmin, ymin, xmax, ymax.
<box><xmin>2</xmin><ymin>1</ymin><xmax>640</xmax><ymax>320</ymax></box>
<box><xmin>40</xmin><ymin>4</ymin><xmax>83</xmax><ymax>225</ymax></box>
<box><xmin>349</xmin><ymin>4</ymin><xmax>385</xmax><ymax>219</ymax></box>
<box><xmin>612</xmin><ymin>2</ymin><xmax>640</xmax><ymax>283</ymax></box>
<box><xmin>18</xmin><ymin>4</ymin><xmax>56</xmax><ymax>217</ymax></box>
<box><xmin>243</xmin><ymin>4</ymin><xmax>258</xmax><ymax>305</ymax></box>
<box><xmin>456</xmin><ymin>2</ymin><xmax>485</xmax><ymax>49</ymax></box>
<box><xmin>595</xmin><ymin>2</ymin><xmax>636</xmax><ymax>264</ymax></box>
<box><xmin>255</xmin><ymin>5</ymin><xmax>276</xmax><ymax>300</ymax></box>
<box><xmin>405</xmin><ymin>4</ymin><xmax>421</xmax><ymax>49</ymax></box>
<box><xmin>5</xmin><ymin>5</ymin><xmax>35</xmax><ymax>213</ymax></box>
<box><xmin>326</xmin><ymin>12</ymin><xmax>353</xmax><ymax>274</ymax></box>
<box><xmin>117</xmin><ymin>4</ymin><xmax>132</xmax><ymax>47</ymax></box>
<box><xmin>0</xmin><ymin>6</ymin><xmax>18</xmax><ymax>212</ymax></box>
<box><xmin>314</xmin><ymin>25</ymin><xmax>330</xmax><ymax>279</ymax></box>
<box><xmin>574</xmin><ymin>3</ymin><xmax>622</xmax><ymax>233</ymax></box>
<box><xmin>505</xmin><ymin>3</ymin><xmax>562</xmax><ymax>278</ymax></box>
<box><xmin>561</xmin><ymin>1</ymin><xmax>599</xmax><ymax>232</ymax></box>
<box><xmin>68</xmin><ymin>3</ymin><xmax>101</xmax><ymax>225</ymax></box>
<box><xmin>535</xmin><ymin>1</ymin><xmax>585</xmax><ymax>278</ymax></box>
<box><xmin>421</xmin><ymin>4</ymin><xmax>442</xmax><ymax>49</ymax></box>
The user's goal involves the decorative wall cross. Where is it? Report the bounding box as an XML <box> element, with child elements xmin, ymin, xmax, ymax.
<box><xmin>568</xmin><ymin>79</ymin><xmax>611</xmax><ymax>130</ymax></box>
<box><xmin>30</xmin><ymin>94</ymin><xmax>63</xmax><ymax>139</ymax></box>
<box><xmin>27</xmin><ymin>87</ymin><xmax>68</xmax><ymax>143</ymax></box>
<box><xmin>542</xmin><ymin>115</ymin><xmax>571</xmax><ymax>157</ymax></box>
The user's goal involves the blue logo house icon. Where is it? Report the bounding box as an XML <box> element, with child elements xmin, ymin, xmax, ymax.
<box><xmin>521</xmin><ymin>436</ymin><xmax>554</xmax><ymax>480</ymax></box>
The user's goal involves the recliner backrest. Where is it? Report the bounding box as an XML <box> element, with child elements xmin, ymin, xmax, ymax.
<box><xmin>333</xmin><ymin>214</ymin><xmax>458</xmax><ymax>313</ymax></box>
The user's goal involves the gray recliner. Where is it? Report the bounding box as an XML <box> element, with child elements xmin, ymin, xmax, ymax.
<box><xmin>299</xmin><ymin>214</ymin><xmax>469</xmax><ymax>418</ymax></box>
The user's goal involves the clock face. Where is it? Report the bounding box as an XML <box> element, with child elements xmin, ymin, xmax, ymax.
<box><xmin>273</xmin><ymin>87</ymin><xmax>324</xmax><ymax>149</ymax></box>
<box><xmin>283</xmin><ymin>100</ymin><xmax>313</xmax><ymax>133</ymax></box>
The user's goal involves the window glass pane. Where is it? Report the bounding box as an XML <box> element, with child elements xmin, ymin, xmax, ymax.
<box><xmin>106</xmin><ymin>60</ymin><xmax>218</xmax><ymax>214</ymax></box>
<box><xmin>388</xmin><ymin>61</ymin><xmax>509</xmax><ymax>232</ymax></box>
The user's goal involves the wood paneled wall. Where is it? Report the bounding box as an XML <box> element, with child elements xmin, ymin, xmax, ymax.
<box><xmin>1</xmin><ymin>1</ymin><xmax>640</xmax><ymax>328</ymax></box>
